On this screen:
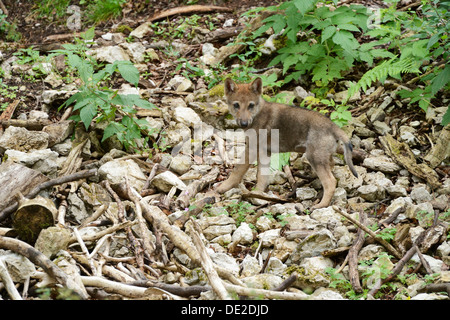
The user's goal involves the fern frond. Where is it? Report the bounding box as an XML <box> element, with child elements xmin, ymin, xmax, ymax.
<box><xmin>347</xmin><ymin>57</ymin><xmax>418</xmax><ymax>102</ymax></box>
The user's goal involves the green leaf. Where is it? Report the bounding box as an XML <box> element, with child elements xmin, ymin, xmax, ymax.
<box><xmin>116</xmin><ymin>61</ymin><xmax>140</xmax><ymax>86</ymax></box>
<box><xmin>79</xmin><ymin>103</ymin><xmax>97</xmax><ymax>130</ymax></box>
<box><xmin>81</xmin><ymin>27</ymin><xmax>96</xmax><ymax>41</ymax></box>
<box><xmin>270</xmin><ymin>152</ymin><xmax>290</xmax><ymax>171</ymax></box>
<box><xmin>60</xmin><ymin>92</ymin><xmax>82</xmax><ymax>110</ymax></box>
<box><xmin>431</xmin><ymin>64</ymin><xmax>450</xmax><ymax>95</ymax></box>
<box><xmin>321</xmin><ymin>25</ymin><xmax>336</xmax><ymax>43</ymax></box>
<box><xmin>332</xmin><ymin>30</ymin><xmax>359</xmax><ymax>50</ymax></box>
<box><xmin>102</xmin><ymin>122</ymin><xmax>125</xmax><ymax>142</ymax></box>
<box><xmin>442</xmin><ymin>106</ymin><xmax>450</xmax><ymax>126</ymax></box>
<box><xmin>338</xmin><ymin>24</ymin><xmax>360</xmax><ymax>32</ymax></box>
<box><xmin>293</xmin><ymin>0</ymin><xmax>317</xmax><ymax>15</ymax></box>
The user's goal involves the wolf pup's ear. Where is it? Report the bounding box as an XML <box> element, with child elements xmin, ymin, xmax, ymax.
<box><xmin>251</xmin><ymin>78</ymin><xmax>263</xmax><ymax>95</ymax></box>
<box><xmin>224</xmin><ymin>78</ymin><xmax>236</xmax><ymax>95</ymax></box>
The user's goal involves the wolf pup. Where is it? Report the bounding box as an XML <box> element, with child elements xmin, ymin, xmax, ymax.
<box><xmin>216</xmin><ymin>78</ymin><xmax>358</xmax><ymax>210</ymax></box>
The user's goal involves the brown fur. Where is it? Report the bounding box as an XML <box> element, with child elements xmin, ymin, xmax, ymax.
<box><xmin>217</xmin><ymin>78</ymin><xmax>358</xmax><ymax>210</ymax></box>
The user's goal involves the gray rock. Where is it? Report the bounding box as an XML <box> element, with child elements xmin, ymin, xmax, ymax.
<box><xmin>42</xmin><ymin>88</ymin><xmax>78</xmax><ymax>105</ymax></box>
<box><xmin>67</xmin><ymin>192</ymin><xmax>89</xmax><ymax>224</ymax></box>
<box><xmin>120</xmin><ymin>42</ymin><xmax>146</xmax><ymax>63</ymax></box>
<box><xmin>372</xmin><ymin>120</ymin><xmax>392</xmax><ymax>135</ymax></box>
<box><xmin>310</xmin><ymin>207</ymin><xmax>343</xmax><ymax>229</ymax></box>
<box><xmin>209</xmin><ymin>250</ymin><xmax>240</xmax><ymax>275</ymax></box>
<box><xmin>258</xmin><ymin>229</ymin><xmax>281</xmax><ymax>247</ymax></box>
<box><xmin>0</xmin><ymin>250</ymin><xmax>36</xmax><ymax>283</ymax></box>
<box><xmin>410</xmin><ymin>253</ymin><xmax>443</xmax><ymax>274</ymax></box>
<box><xmin>173</xmin><ymin>106</ymin><xmax>202</xmax><ymax>127</ymax></box>
<box><xmin>296</xmin><ymin>187</ymin><xmax>317</xmax><ymax>201</ymax></box>
<box><xmin>310</xmin><ymin>288</ymin><xmax>345</xmax><ymax>300</ymax></box>
<box><xmin>232</xmin><ymin>222</ymin><xmax>254</xmax><ymax>245</ymax></box>
<box><xmin>203</xmin><ymin>224</ymin><xmax>236</xmax><ymax>240</ymax></box>
<box><xmin>99</xmin><ymin>159</ymin><xmax>146</xmax><ymax>191</ymax></box>
<box><xmin>265</xmin><ymin>257</ymin><xmax>287</xmax><ymax>275</ymax></box>
<box><xmin>168</xmin><ymin>75</ymin><xmax>194</xmax><ymax>92</ymax></box>
<box><xmin>34</xmin><ymin>226</ymin><xmax>71</xmax><ymax>258</ymax></box>
<box><xmin>410</xmin><ymin>185</ymin><xmax>433</xmax><ymax>203</ymax></box>
<box><xmin>241</xmin><ymin>255</ymin><xmax>261</xmax><ymax>277</ymax></box>
<box><xmin>5</xmin><ymin>149</ymin><xmax>58</xmax><ymax>167</ymax></box>
<box><xmin>169</xmin><ymin>154</ymin><xmax>192</xmax><ymax>175</ymax></box>
<box><xmin>411</xmin><ymin>293</ymin><xmax>449</xmax><ymax>300</ymax></box>
<box><xmin>42</xmin><ymin>121</ymin><xmax>75</xmax><ymax>147</ymax></box>
<box><xmin>87</xmin><ymin>46</ymin><xmax>130</xmax><ymax>63</ymax></box>
<box><xmin>130</xmin><ymin>22</ymin><xmax>152</xmax><ymax>38</ymax></box>
<box><xmin>242</xmin><ymin>274</ymin><xmax>283</xmax><ymax>290</ymax></box>
<box><xmin>357</xmin><ymin>184</ymin><xmax>384</xmax><ymax>201</ymax></box>
<box><xmin>295</xmin><ymin>256</ymin><xmax>334</xmax><ymax>289</ymax></box>
<box><xmin>294</xmin><ymin>86</ymin><xmax>314</xmax><ymax>101</ymax></box>
<box><xmin>289</xmin><ymin>229</ymin><xmax>337</xmax><ymax>262</ymax></box>
<box><xmin>363</xmin><ymin>155</ymin><xmax>401</xmax><ymax>173</ymax></box>
<box><xmin>0</xmin><ymin>126</ymin><xmax>49</xmax><ymax>152</ymax></box>
<box><xmin>199</xmin><ymin>43</ymin><xmax>218</xmax><ymax>65</ymax></box>
<box><xmin>151</xmin><ymin>171</ymin><xmax>187</xmax><ymax>193</ymax></box>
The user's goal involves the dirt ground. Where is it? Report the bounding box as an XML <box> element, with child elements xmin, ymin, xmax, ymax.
<box><xmin>0</xmin><ymin>0</ymin><xmax>280</xmax><ymax>119</ymax></box>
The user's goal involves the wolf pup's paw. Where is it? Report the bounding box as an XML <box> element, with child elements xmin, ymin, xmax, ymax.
<box><xmin>216</xmin><ymin>182</ymin><xmax>232</xmax><ymax>194</ymax></box>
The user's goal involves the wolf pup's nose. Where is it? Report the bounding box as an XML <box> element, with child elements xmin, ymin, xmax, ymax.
<box><xmin>240</xmin><ymin>120</ymin><xmax>248</xmax><ymax>127</ymax></box>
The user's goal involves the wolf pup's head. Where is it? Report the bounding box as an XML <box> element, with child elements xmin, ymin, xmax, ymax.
<box><xmin>224</xmin><ymin>78</ymin><xmax>263</xmax><ymax>128</ymax></box>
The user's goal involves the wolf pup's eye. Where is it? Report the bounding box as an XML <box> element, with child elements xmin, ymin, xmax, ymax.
<box><xmin>248</xmin><ymin>102</ymin><xmax>255</xmax><ymax>110</ymax></box>
<box><xmin>233</xmin><ymin>102</ymin><xmax>240</xmax><ymax>110</ymax></box>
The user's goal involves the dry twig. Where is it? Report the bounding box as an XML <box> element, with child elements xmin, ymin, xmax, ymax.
<box><xmin>332</xmin><ymin>206</ymin><xmax>402</xmax><ymax>259</ymax></box>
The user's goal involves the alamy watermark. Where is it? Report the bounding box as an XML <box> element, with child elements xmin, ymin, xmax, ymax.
<box><xmin>170</xmin><ymin>124</ymin><xmax>280</xmax><ymax>176</ymax></box>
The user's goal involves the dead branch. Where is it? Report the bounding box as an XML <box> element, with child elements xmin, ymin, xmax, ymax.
<box><xmin>368</xmin><ymin>245</ymin><xmax>417</xmax><ymax>298</ymax></box>
<box><xmin>0</xmin><ymin>236</ymin><xmax>89</xmax><ymax>299</ymax></box>
<box><xmin>147</xmin><ymin>5</ymin><xmax>233</xmax><ymax>23</ymax></box>
<box><xmin>0</xmin><ymin>257</ymin><xmax>22</xmax><ymax>300</ymax></box>
<box><xmin>188</xmin><ymin>219</ymin><xmax>232</xmax><ymax>300</ymax></box>
<box><xmin>81</xmin><ymin>276</ymin><xmax>182</xmax><ymax>299</ymax></box>
<box><xmin>379</xmin><ymin>206</ymin><xmax>405</xmax><ymax>227</ymax></box>
<box><xmin>414</xmin><ymin>244</ymin><xmax>433</xmax><ymax>275</ymax></box>
<box><xmin>241</xmin><ymin>191</ymin><xmax>291</xmax><ymax>203</ymax></box>
<box><xmin>348</xmin><ymin>210</ymin><xmax>367</xmax><ymax>293</ymax></box>
<box><xmin>223</xmin><ymin>282</ymin><xmax>309</xmax><ymax>300</ymax></box>
<box><xmin>103</xmin><ymin>180</ymin><xmax>145</xmax><ymax>269</ymax></box>
<box><xmin>68</xmin><ymin>220</ymin><xmax>136</xmax><ymax>245</ymax></box>
<box><xmin>176</xmin><ymin>167</ymin><xmax>219</xmax><ymax>208</ymax></box>
<box><xmin>418</xmin><ymin>283</ymin><xmax>450</xmax><ymax>296</ymax></box>
<box><xmin>273</xmin><ymin>274</ymin><xmax>298</xmax><ymax>292</ymax></box>
<box><xmin>174</xmin><ymin>196</ymin><xmax>216</xmax><ymax>227</ymax></box>
<box><xmin>131</xmin><ymin>187</ymin><xmax>244</xmax><ymax>286</ymax></box>
<box><xmin>332</xmin><ymin>206</ymin><xmax>402</xmax><ymax>259</ymax></box>
<box><xmin>131</xmin><ymin>280</ymin><xmax>211</xmax><ymax>297</ymax></box>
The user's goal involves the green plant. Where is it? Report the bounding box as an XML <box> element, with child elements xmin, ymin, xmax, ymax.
<box><xmin>326</xmin><ymin>267</ymin><xmax>367</xmax><ymax>299</ymax></box>
<box><xmin>51</xmin><ymin>27</ymin><xmax>156</xmax><ymax>151</ymax></box>
<box><xmin>0</xmin><ymin>10</ymin><xmax>21</xmax><ymax>41</ymax></box>
<box><xmin>33</xmin><ymin>0</ymin><xmax>71</xmax><ymax>20</ymax></box>
<box><xmin>351</xmin><ymin>0</ymin><xmax>450</xmax><ymax>125</ymax></box>
<box><xmin>225</xmin><ymin>201</ymin><xmax>254</xmax><ymax>226</ymax></box>
<box><xmin>253</xmin><ymin>1</ymin><xmax>381</xmax><ymax>86</ymax></box>
<box><xmin>86</xmin><ymin>0</ymin><xmax>126</xmax><ymax>24</ymax></box>
<box><xmin>376</xmin><ymin>227</ymin><xmax>397</xmax><ymax>243</ymax></box>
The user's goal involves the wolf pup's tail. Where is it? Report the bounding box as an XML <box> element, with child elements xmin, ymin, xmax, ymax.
<box><xmin>343</xmin><ymin>141</ymin><xmax>358</xmax><ymax>177</ymax></box>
